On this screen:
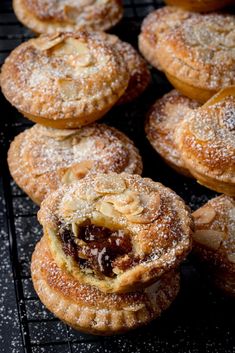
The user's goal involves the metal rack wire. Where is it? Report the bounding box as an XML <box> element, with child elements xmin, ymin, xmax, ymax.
<box><xmin>1</xmin><ymin>1</ymin><xmax>235</xmax><ymax>352</ymax></box>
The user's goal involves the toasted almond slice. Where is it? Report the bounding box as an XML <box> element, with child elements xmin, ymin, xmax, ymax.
<box><xmin>227</xmin><ymin>253</ymin><xmax>235</xmax><ymax>263</ymax></box>
<box><xmin>32</xmin><ymin>35</ymin><xmax>64</xmax><ymax>51</ymax></box>
<box><xmin>193</xmin><ymin>229</ymin><xmax>224</xmax><ymax>250</ymax></box>
<box><xmin>96</xmin><ymin>201</ymin><xmax>120</xmax><ymax>218</ymax></box>
<box><xmin>58</xmin><ymin>79</ymin><xmax>80</xmax><ymax>101</ymax></box>
<box><xmin>193</xmin><ymin>205</ymin><xmax>216</xmax><ymax>225</ymax></box>
<box><xmin>203</xmin><ymin>86</ymin><xmax>235</xmax><ymax>108</ymax></box>
<box><xmin>53</xmin><ymin>38</ymin><xmax>89</xmax><ymax>56</ymax></box>
<box><xmin>94</xmin><ymin>175</ymin><xmax>126</xmax><ymax>195</ymax></box>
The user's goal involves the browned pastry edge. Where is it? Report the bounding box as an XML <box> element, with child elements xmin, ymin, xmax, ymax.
<box><xmin>7</xmin><ymin>123</ymin><xmax>143</xmax><ymax>205</ymax></box>
<box><xmin>31</xmin><ymin>236</ymin><xmax>180</xmax><ymax>335</ymax></box>
<box><xmin>164</xmin><ymin>0</ymin><xmax>233</xmax><ymax>12</ymax></box>
<box><xmin>13</xmin><ymin>0</ymin><xmax>123</xmax><ymax>34</ymax></box>
<box><xmin>192</xmin><ymin>195</ymin><xmax>235</xmax><ymax>296</ymax></box>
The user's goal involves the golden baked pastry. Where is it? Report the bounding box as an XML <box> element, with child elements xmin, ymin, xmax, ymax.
<box><xmin>177</xmin><ymin>89</ymin><xmax>235</xmax><ymax>196</ymax></box>
<box><xmin>92</xmin><ymin>32</ymin><xmax>151</xmax><ymax>104</ymax></box>
<box><xmin>164</xmin><ymin>0</ymin><xmax>233</xmax><ymax>12</ymax></box>
<box><xmin>192</xmin><ymin>195</ymin><xmax>235</xmax><ymax>296</ymax></box>
<box><xmin>155</xmin><ymin>12</ymin><xmax>235</xmax><ymax>102</ymax></box>
<box><xmin>0</xmin><ymin>32</ymin><xmax>129</xmax><ymax>129</ymax></box>
<box><xmin>138</xmin><ymin>6</ymin><xmax>193</xmax><ymax>71</ymax></box>
<box><xmin>8</xmin><ymin>124</ymin><xmax>142</xmax><ymax>205</ymax></box>
<box><xmin>13</xmin><ymin>0</ymin><xmax>123</xmax><ymax>34</ymax></box>
<box><xmin>32</xmin><ymin>236</ymin><xmax>180</xmax><ymax>335</ymax></box>
<box><xmin>38</xmin><ymin>172</ymin><xmax>193</xmax><ymax>293</ymax></box>
<box><xmin>145</xmin><ymin>90</ymin><xmax>200</xmax><ymax>177</ymax></box>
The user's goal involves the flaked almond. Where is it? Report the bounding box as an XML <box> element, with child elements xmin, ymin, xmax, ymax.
<box><xmin>96</xmin><ymin>201</ymin><xmax>120</xmax><ymax>218</ymax></box>
<box><xmin>106</xmin><ymin>190</ymin><xmax>143</xmax><ymax>216</ymax></box>
<box><xmin>227</xmin><ymin>253</ymin><xmax>235</xmax><ymax>263</ymax></box>
<box><xmin>58</xmin><ymin>79</ymin><xmax>80</xmax><ymax>100</ymax></box>
<box><xmin>193</xmin><ymin>205</ymin><xmax>216</xmax><ymax>225</ymax></box>
<box><xmin>94</xmin><ymin>175</ymin><xmax>126</xmax><ymax>195</ymax></box>
<box><xmin>53</xmin><ymin>38</ymin><xmax>89</xmax><ymax>56</ymax></box>
<box><xmin>127</xmin><ymin>192</ymin><xmax>161</xmax><ymax>224</ymax></box>
<box><xmin>193</xmin><ymin>229</ymin><xmax>224</xmax><ymax>250</ymax></box>
<box><xmin>32</xmin><ymin>35</ymin><xmax>64</xmax><ymax>51</ymax></box>
<box><xmin>62</xmin><ymin>161</ymin><xmax>93</xmax><ymax>184</ymax></box>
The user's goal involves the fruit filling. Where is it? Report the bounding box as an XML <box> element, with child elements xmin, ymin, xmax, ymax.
<box><xmin>58</xmin><ymin>222</ymin><xmax>133</xmax><ymax>278</ymax></box>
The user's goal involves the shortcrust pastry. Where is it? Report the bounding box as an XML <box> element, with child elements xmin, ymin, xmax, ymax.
<box><xmin>177</xmin><ymin>89</ymin><xmax>235</xmax><ymax>195</ymax></box>
<box><xmin>156</xmin><ymin>12</ymin><xmax>235</xmax><ymax>102</ymax></box>
<box><xmin>13</xmin><ymin>0</ymin><xmax>123</xmax><ymax>34</ymax></box>
<box><xmin>38</xmin><ymin>173</ymin><xmax>193</xmax><ymax>293</ymax></box>
<box><xmin>31</xmin><ymin>236</ymin><xmax>180</xmax><ymax>334</ymax></box>
<box><xmin>165</xmin><ymin>0</ymin><xmax>233</xmax><ymax>12</ymax></box>
<box><xmin>0</xmin><ymin>32</ymin><xmax>129</xmax><ymax>128</ymax></box>
<box><xmin>192</xmin><ymin>195</ymin><xmax>235</xmax><ymax>296</ymax></box>
<box><xmin>138</xmin><ymin>6</ymin><xmax>193</xmax><ymax>70</ymax></box>
<box><xmin>92</xmin><ymin>32</ymin><xmax>151</xmax><ymax>104</ymax></box>
<box><xmin>145</xmin><ymin>90</ymin><xmax>200</xmax><ymax>177</ymax></box>
<box><xmin>8</xmin><ymin>124</ymin><xmax>142</xmax><ymax>205</ymax></box>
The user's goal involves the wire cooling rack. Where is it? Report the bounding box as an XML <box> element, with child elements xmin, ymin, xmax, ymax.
<box><xmin>1</xmin><ymin>1</ymin><xmax>235</xmax><ymax>352</ymax></box>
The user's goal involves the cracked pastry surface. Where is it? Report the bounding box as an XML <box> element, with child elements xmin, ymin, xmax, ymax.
<box><xmin>13</xmin><ymin>0</ymin><xmax>123</xmax><ymax>34</ymax></box>
<box><xmin>138</xmin><ymin>6</ymin><xmax>193</xmax><ymax>71</ymax></box>
<box><xmin>38</xmin><ymin>173</ymin><xmax>193</xmax><ymax>293</ymax></box>
<box><xmin>31</xmin><ymin>236</ymin><xmax>180</xmax><ymax>335</ymax></box>
<box><xmin>92</xmin><ymin>32</ymin><xmax>151</xmax><ymax>104</ymax></box>
<box><xmin>155</xmin><ymin>12</ymin><xmax>235</xmax><ymax>102</ymax></box>
<box><xmin>192</xmin><ymin>195</ymin><xmax>235</xmax><ymax>296</ymax></box>
<box><xmin>164</xmin><ymin>0</ymin><xmax>233</xmax><ymax>12</ymax></box>
<box><xmin>0</xmin><ymin>31</ymin><xmax>129</xmax><ymax>129</ymax></box>
<box><xmin>7</xmin><ymin>123</ymin><xmax>142</xmax><ymax>205</ymax></box>
<box><xmin>177</xmin><ymin>91</ymin><xmax>235</xmax><ymax>196</ymax></box>
<box><xmin>145</xmin><ymin>90</ymin><xmax>200</xmax><ymax>177</ymax></box>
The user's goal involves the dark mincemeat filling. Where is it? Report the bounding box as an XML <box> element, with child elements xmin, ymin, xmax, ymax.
<box><xmin>58</xmin><ymin>223</ymin><xmax>133</xmax><ymax>278</ymax></box>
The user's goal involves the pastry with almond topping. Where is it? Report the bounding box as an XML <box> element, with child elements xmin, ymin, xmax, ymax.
<box><xmin>92</xmin><ymin>32</ymin><xmax>151</xmax><ymax>104</ymax></box>
<box><xmin>164</xmin><ymin>0</ymin><xmax>233</xmax><ymax>12</ymax></box>
<box><xmin>0</xmin><ymin>32</ymin><xmax>129</xmax><ymax>129</ymax></box>
<box><xmin>13</xmin><ymin>0</ymin><xmax>123</xmax><ymax>34</ymax></box>
<box><xmin>8</xmin><ymin>124</ymin><xmax>142</xmax><ymax>205</ymax></box>
<box><xmin>31</xmin><ymin>236</ymin><xmax>180</xmax><ymax>334</ymax></box>
<box><xmin>145</xmin><ymin>90</ymin><xmax>200</xmax><ymax>177</ymax></box>
<box><xmin>177</xmin><ymin>88</ymin><xmax>235</xmax><ymax>195</ymax></box>
<box><xmin>138</xmin><ymin>6</ymin><xmax>193</xmax><ymax>71</ymax></box>
<box><xmin>139</xmin><ymin>9</ymin><xmax>235</xmax><ymax>102</ymax></box>
<box><xmin>37</xmin><ymin>173</ymin><xmax>193</xmax><ymax>294</ymax></box>
<box><xmin>192</xmin><ymin>195</ymin><xmax>235</xmax><ymax>296</ymax></box>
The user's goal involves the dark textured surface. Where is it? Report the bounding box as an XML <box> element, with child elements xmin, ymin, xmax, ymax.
<box><xmin>0</xmin><ymin>0</ymin><xmax>235</xmax><ymax>352</ymax></box>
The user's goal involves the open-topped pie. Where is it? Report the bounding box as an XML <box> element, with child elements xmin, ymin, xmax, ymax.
<box><xmin>38</xmin><ymin>173</ymin><xmax>193</xmax><ymax>293</ymax></box>
<box><xmin>8</xmin><ymin>123</ymin><xmax>142</xmax><ymax>205</ymax></box>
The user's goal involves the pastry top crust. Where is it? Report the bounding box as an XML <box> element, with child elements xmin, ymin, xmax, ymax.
<box><xmin>193</xmin><ymin>195</ymin><xmax>235</xmax><ymax>273</ymax></box>
<box><xmin>178</xmin><ymin>95</ymin><xmax>235</xmax><ymax>184</ymax></box>
<box><xmin>32</xmin><ymin>237</ymin><xmax>180</xmax><ymax>334</ymax></box>
<box><xmin>7</xmin><ymin>124</ymin><xmax>143</xmax><ymax>204</ymax></box>
<box><xmin>0</xmin><ymin>32</ymin><xmax>129</xmax><ymax>123</ymax></box>
<box><xmin>139</xmin><ymin>6</ymin><xmax>192</xmax><ymax>50</ymax></box>
<box><xmin>38</xmin><ymin>173</ymin><xmax>192</xmax><ymax>293</ymax></box>
<box><xmin>92</xmin><ymin>32</ymin><xmax>151</xmax><ymax>104</ymax></box>
<box><xmin>157</xmin><ymin>13</ymin><xmax>235</xmax><ymax>90</ymax></box>
<box><xmin>145</xmin><ymin>90</ymin><xmax>199</xmax><ymax>172</ymax></box>
<box><xmin>138</xmin><ymin>6</ymin><xmax>193</xmax><ymax>70</ymax></box>
<box><xmin>13</xmin><ymin>0</ymin><xmax>123</xmax><ymax>33</ymax></box>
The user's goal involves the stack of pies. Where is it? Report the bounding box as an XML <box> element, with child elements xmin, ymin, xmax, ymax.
<box><xmin>32</xmin><ymin>173</ymin><xmax>193</xmax><ymax>334</ymax></box>
<box><xmin>1</xmin><ymin>0</ymin><xmax>235</xmax><ymax>336</ymax></box>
